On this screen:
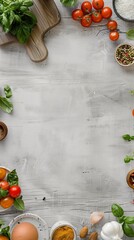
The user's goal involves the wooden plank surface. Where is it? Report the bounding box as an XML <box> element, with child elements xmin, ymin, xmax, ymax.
<box><xmin>0</xmin><ymin>0</ymin><xmax>134</xmax><ymax>239</ymax></box>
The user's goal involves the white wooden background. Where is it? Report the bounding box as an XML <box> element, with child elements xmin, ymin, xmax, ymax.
<box><xmin>0</xmin><ymin>0</ymin><xmax>134</xmax><ymax>239</ymax></box>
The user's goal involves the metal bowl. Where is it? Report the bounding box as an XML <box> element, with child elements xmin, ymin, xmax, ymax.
<box><xmin>113</xmin><ymin>0</ymin><xmax>134</xmax><ymax>22</ymax></box>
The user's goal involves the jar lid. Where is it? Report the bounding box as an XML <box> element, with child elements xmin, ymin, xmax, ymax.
<box><xmin>126</xmin><ymin>169</ymin><xmax>134</xmax><ymax>189</ymax></box>
<box><xmin>0</xmin><ymin>122</ymin><xmax>8</xmax><ymax>141</ymax></box>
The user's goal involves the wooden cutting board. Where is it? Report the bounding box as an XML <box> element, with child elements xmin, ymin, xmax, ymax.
<box><xmin>0</xmin><ymin>0</ymin><xmax>61</xmax><ymax>62</ymax></box>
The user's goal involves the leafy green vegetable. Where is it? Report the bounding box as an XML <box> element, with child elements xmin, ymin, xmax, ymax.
<box><xmin>122</xmin><ymin>134</ymin><xmax>134</xmax><ymax>141</ymax></box>
<box><xmin>0</xmin><ymin>0</ymin><xmax>37</xmax><ymax>43</ymax></box>
<box><xmin>122</xmin><ymin>223</ymin><xmax>134</xmax><ymax>237</ymax></box>
<box><xmin>60</xmin><ymin>0</ymin><xmax>77</xmax><ymax>7</ymax></box>
<box><xmin>125</xmin><ymin>216</ymin><xmax>134</xmax><ymax>224</ymax></box>
<box><xmin>126</xmin><ymin>29</ymin><xmax>134</xmax><ymax>40</ymax></box>
<box><xmin>0</xmin><ymin>226</ymin><xmax>10</xmax><ymax>239</ymax></box>
<box><xmin>124</xmin><ymin>154</ymin><xmax>134</xmax><ymax>163</ymax></box>
<box><xmin>111</xmin><ymin>204</ymin><xmax>124</xmax><ymax>217</ymax></box>
<box><xmin>4</xmin><ymin>85</ymin><xmax>12</xmax><ymax>98</ymax></box>
<box><xmin>7</xmin><ymin>169</ymin><xmax>19</xmax><ymax>186</ymax></box>
<box><xmin>0</xmin><ymin>96</ymin><xmax>13</xmax><ymax>113</ymax></box>
<box><xmin>14</xmin><ymin>197</ymin><xmax>25</xmax><ymax>211</ymax></box>
<box><xmin>0</xmin><ymin>188</ymin><xmax>8</xmax><ymax>199</ymax></box>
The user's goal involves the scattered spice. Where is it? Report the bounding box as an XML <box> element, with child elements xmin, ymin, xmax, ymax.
<box><xmin>115</xmin><ymin>44</ymin><xmax>134</xmax><ymax>66</ymax></box>
<box><xmin>52</xmin><ymin>226</ymin><xmax>74</xmax><ymax>240</ymax></box>
<box><xmin>42</xmin><ymin>197</ymin><xmax>46</xmax><ymax>201</ymax></box>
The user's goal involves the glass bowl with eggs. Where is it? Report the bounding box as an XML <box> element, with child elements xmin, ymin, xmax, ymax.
<box><xmin>0</xmin><ymin>166</ymin><xmax>25</xmax><ymax>212</ymax></box>
<box><xmin>113</xmin><ymin>0</ymin><xmax>134</xmax><ymax>22</ymax></box>
<box><xmin>115</xmin><ymin>43</ymin><xmax>134</xmax><ymax>67</ymax></box>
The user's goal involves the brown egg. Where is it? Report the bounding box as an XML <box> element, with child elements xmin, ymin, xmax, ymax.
<box><xmin>11</xmin><ymin>222</ymin><xmax>38</xmax><ymax>240</ymax></box>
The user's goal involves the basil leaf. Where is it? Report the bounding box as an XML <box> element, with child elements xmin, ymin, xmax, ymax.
<box><xmin>0</xmin><ymin>188</ymin><xmax>8</xmax><ymax>199</ymax></box>
<box><xmin>123</xmin><ymin>223</ymin><xmax>134</xmax><ymax>237</ymax></box>
<box><xmin>122</xmin><ymin>134</ymin><xmax>134</xmax><ymax>141</ymax></box>
<box><xmin>7</xmin><ymin>169</ymin><xmax>19</xmax><ymax>186</ymax></box>
<box><xmin>125</xmin><ymin>217</ymin><xmax>134</xmax><ymax>224</ymax></box>
<box><xmin>126</xmin><ymin>29</ymin><xmax>134</xmax><ymax>40</ymax></box>
<box><xmin>14</xmin><ymin>197</ymin><xmax>25</xmax><ymax>211</ymax></box>
<box><xmin>124</xmin><ymin>155</ymin><xmax>134</xmax><ymax>163</ymax></box>
<box><xmin>0</xmin><ymin>96</ymin><xmax>13</xmax><ymax>113</ymax></box>
<box><xmin>0</xmin><ymin>219</ymin><xmax>5</xmax><ymax>226</ymax></box>
<box><xmin>111</xmin><ymin>204</ymin><xmax>124</xmax><ymax>217</ymax></box>
<box><xmin>1</xmin><ymin>226</ymin><xmax>10</xmax><ymax>238</ymax></box>
<box><xmin>118</xmin><ymin>216</ymin><xmax>126</xmax><ymax>223</ymax></box>
<box><xmin>60</xmin><ymin>0</ymin><xmax>77</xmax><ymax>7</ymax></box>
<box><xmin>4</xmin><ymin>85</ymin><xmax>12</xmax><ymax>98</ymax></box>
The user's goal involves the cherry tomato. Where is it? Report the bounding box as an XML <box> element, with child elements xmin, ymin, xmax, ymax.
<box><xmin>107</xmin><ymin>20</ymin><xmax>117</xmax><ymax>30</ymax></box>
<box><xmin>81</xmin><ymin>1</ymin><xmax>92</xmax><ymax>13</ymax></box>
<box><xmin>109</xmin><ymin>31</ymin><xmax>119</xmax><ymax>41</ymax></box>
<box><xmin>0</xmin><ymin>196</ymin><xmax>14</xmax><ymax>209</ymax></box>
<box><xmin>0</xmin><ymin>168</ymin><xmax>6</xmax><ymax>180</ymax></box>
<box><xmin>81</xmin><ymin>15</ymin><xmax>92</xmax><ymax>27</ymax></box>
<box><xmin>72</xmin><ymin>9</ymin><xmax>84</xmax><ymax>21</ymax></box>
<box><xmin>0</xmin><ymin>236</ymin><xmax>9</xmax><ymax>240</ymax></box>
<box><xmin>91</xmin><ymin>11</ymin><xmax>103</xmax><ymax>23</ymax></box>
<box><xmin>101</xmin><ymin>7</ymin><xmax>112</xmax><ymax>19</ymax></box>
<box><xmin>92</xmin><ymin>0</ymin><xmax>104</xmax><ymax>10</ymax></box>
<box><xmin>0</xmin><ymin>180</ymin><xmax>10</xmax><ymax>190</ymax></box>
<box><xmin>9</xmin><ymin>185</ymin><xmax>21</xmax><ymax>198</ymax></box>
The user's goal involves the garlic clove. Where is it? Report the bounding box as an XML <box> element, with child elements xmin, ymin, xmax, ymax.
<box><xmin>90</xmin><ymin>212</ymin><xmax>104</xmax><ymax>225</ymax></box>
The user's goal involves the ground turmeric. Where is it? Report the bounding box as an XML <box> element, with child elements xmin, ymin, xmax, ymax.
<box><xmin>52</xmin><ymin>226</ymin><xmax>74</xmax><ymax>240</ymax></box>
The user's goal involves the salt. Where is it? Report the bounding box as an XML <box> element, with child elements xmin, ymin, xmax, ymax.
<box><xmin>115</xmin><ymin>0</ymin><xmax>134</xmax><ymax>20</ymax></box>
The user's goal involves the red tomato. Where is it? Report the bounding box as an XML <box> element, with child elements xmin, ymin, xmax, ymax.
<box><xmin>109</xmin><ymin>31</ymin><xmax>119</xmax><ymax>41</ymax></box>
<box><xmin>81</xmin><ymin>15</ymin><xmax>92</xmax><ymax>27</ymax></box>
<box><xmin>92</xmin><ymin>0</ymin><xmax>104</xmax><ymax>10</ymax></box>
<box><xmin>0</xmin><ymin>236</ymin><xmax>9</xmax><ymax>240</ymax></box>
<box><xmin>101</xmin><ymin>7</ymin><xmax>112</xmax><ymax>19</ymax></box>
<box><xmin>81</xmin><ymin>1</ymin><xmax>92</xmax><ymax>13</ymax></box>
<box><xmin>72</xmin><ymin>9</ymin><xmax>84</xmax><ymax>21</ymax></box>
<box><xmin>132</xmin><ymin>109</ymin><xmax>134</xmax><ymax>116</ymax></box>
<box><xmin>91</xmin><ymin>11</ymin><xmax>103</xmax><ymax>23</ymax></box>
<box><xmin>107</xmin><ymin>20</ymin><xmax>117</xmax><ymax>30</ymax></box>
<box><xmin>0</xmin><ymin>180</ymin><xmax>10</xmax><ymax>190</ymax></box>
<box><xmin>9</xmin><ymin>185</ymin><xmax>21</xmax><ymax>198</ymax></box>
<box><xmin>0</xmin><ymin>196</ymin><xmax>14</xmax><ymax>209</ymax></box>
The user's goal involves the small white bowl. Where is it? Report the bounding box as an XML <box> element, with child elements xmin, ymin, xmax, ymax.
<box><xmin>9</xmin><ymin>213</ymin><xmax>49</xmax><ymax>240</ymax></box>
<box><xmin>0</xmin><ymin>166</ymin><xmax>11</xmax><ymax>212</ymax></box>
<box><xmin>115</xmin><ymin>43</ymin><xmax>134</xmax><ymax>67</ymax></box>
<box><xmin>50</xmin><ymin>221</ymin><xmax>77</xmax><ymax>240</ymax></box>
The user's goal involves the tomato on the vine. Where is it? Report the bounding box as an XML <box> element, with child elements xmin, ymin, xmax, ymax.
<box><xmin>101</xmin><ymin>7</ymin><xmax>112</xmax><ymax>19</ymax></box>
<box><xmin>0</xmin><ymin>196</ymin><xmax>14</xmax><ymax>209</ymax></box>
<box><xmin>0</xmin><ymin>180</ymin><xmax>10</xmax><ymax>190</ymax></box>
<box><xmin>109</xmin><ymin>31</ymin><xmax>119</xmax><ymax>41</ymax></box>
<box><xmin>81</xmin><ymin>1</ymin><xmax>92</xmax><ymax>13</ymax></box>
<box><xmin>92</xmin><ymin>0</ymin><xmax>104</xmax><ymax>10</ymax></box>
<box><xmin>107</xmin><ymin>20</ymin><xmax>117</xmax><ymax>30</ymax></box>
<box><xmin>72</xmin><ymin>9</ymin><xmax>84</xmax><ymax>21</ymax></box>
<box><xmin>91</xmin><ymin>11</ymin><xmax>103</xmax><ymax>23</ymax></box>
<box><xmin>0</xmin><ymin>168</ymin><xmax>6</xmax><ymax>180</ymax></box>
<box><xmin>81</xmin><ymin>15</ymin><xmax>92</xmax><ymax>27</ymax></box>
<box><xmin>9</xmin><ymin>185</ymin><xmax>21</xmax><ymax>198</ymax></box>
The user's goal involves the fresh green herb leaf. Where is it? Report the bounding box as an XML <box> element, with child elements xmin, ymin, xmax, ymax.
<box><xmin>122</xmin><ymin>134</ymin><xmax>134</xmax><ymax>141</ymax></box>
<box><xmin>0</xmin><ymin>219</ymin><xmax>5</xmax><ymax>226</ymax></box>
<box><xmin>124</xmin><ymin>154</ymin><xmax>134</xmax><ymax>163</ymax></box>
<box><xmin>0</xmin><ymin>96</ymin><xmax>13</xmax><ymax>113</ymax></box>
<box><xmin>4</xmin><ymin>85</ymin><xmax>12</xmax><ymax>98</ymax></box>
<box><xmin>7</xmin><ymin>169</ymin><xmax>19</xmax><ymax>186</ymax></box>
<box><xmin>0</xmin><ymin>188</ymin><xmax>8</xmax><ymax>199</ymax></box>
<box><xmin>117</xmin><ymin>216</ymin><xmax>126</xmax><ymax>223</ymax></box>
<box><xmin>126</xmin><ymin>29</ymin><xmax>134</xmax><ymax>40</ymax></box>
<box><xmin>111</xmin><ymin>204</ymin><xmax>124</xmax><ymax>217</ymax></box>
<box><xmin>60</xmin><ymin>0</ymin><xmax>77</xmax><ymax>7</ymax></box>
<box><xmin>129</xmin><ymin>90</ymin><xmax>134</xmax><ymax>96</ymax></box>
<box><xmin>1</xmin><ymin>226</ymin><xmax>10</xmax><ymax>238</ymax></box>
<box><xmin>125</xmin><ymin>216</ymin><xmax>134</xmax><ymax>224</ymax></box>
<box><xmin>122</xmin><ymin>223</ymin><xmax>134</xmax><ymax>237</ymax></box>
<box><xmin>14</xmin><ymin>197</ymin><xmax>25</xmax><ymax>211</ymax></box>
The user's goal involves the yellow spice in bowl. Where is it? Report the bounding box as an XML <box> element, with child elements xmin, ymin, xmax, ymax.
<box><xmin>52</xmin><ymin>226</ymin><xmax>74</xmax><ymax>240</ymax></box>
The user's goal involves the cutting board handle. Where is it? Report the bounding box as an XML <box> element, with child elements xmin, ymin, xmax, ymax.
<box><xmin>26</xmin><ymin>27</ymin><xmax>48</xmax><ymax>62</ymax></box>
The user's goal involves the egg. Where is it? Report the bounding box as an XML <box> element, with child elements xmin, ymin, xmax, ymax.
<box><xmin>11</xmin><ymin>222</ymin><xmax>38</xmax><ymax>240</ymax></box>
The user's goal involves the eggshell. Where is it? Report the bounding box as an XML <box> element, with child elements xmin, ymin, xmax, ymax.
<box><xmin>11</xmin><ymin>222</ymin><xmax>38</xmax><ymax>240</ymax></box>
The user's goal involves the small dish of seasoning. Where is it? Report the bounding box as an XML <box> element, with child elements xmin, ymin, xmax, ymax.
<box><xmin>113</xmin><ymin>0</ymin><xmax>134</xmax><ymax>22</ymax></box>
<box><xmin>126</xmin><ymin>169</ymin><xmax>134</xmax><ymax>189</ymax></box>
<box><xmin>0</xmin><ymin>121</ymin><xmax>8</xmax><ymax>141</ymax></box>
<box><xmin>115</xmin><ymin>44</ymin><xmax>134</xmax><ymax>67</ymax></box>
<box><xmin>50</xmin><ymin>221</ymin><xmax>76</xmax><ymax>240</ymax></box>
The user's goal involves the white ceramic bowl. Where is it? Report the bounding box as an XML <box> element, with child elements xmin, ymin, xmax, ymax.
<box><xmin>0</xmin><ymin>166</ymin><xmax>11</xmax><ymax>212</ymax></box>
<box><xmin>50</xmin><ymin>221</ymin><xmax>77</xmax><ymax>240</ymax></box>
<box><xmin>9</xmin><ymin>213</ymin><xmax>49</xmax><ymax>240</ymax></box>
<box><xmin>115</xmin><ymin>43</ymin><xmax>134</xmax><ymax>67</ymax></box>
